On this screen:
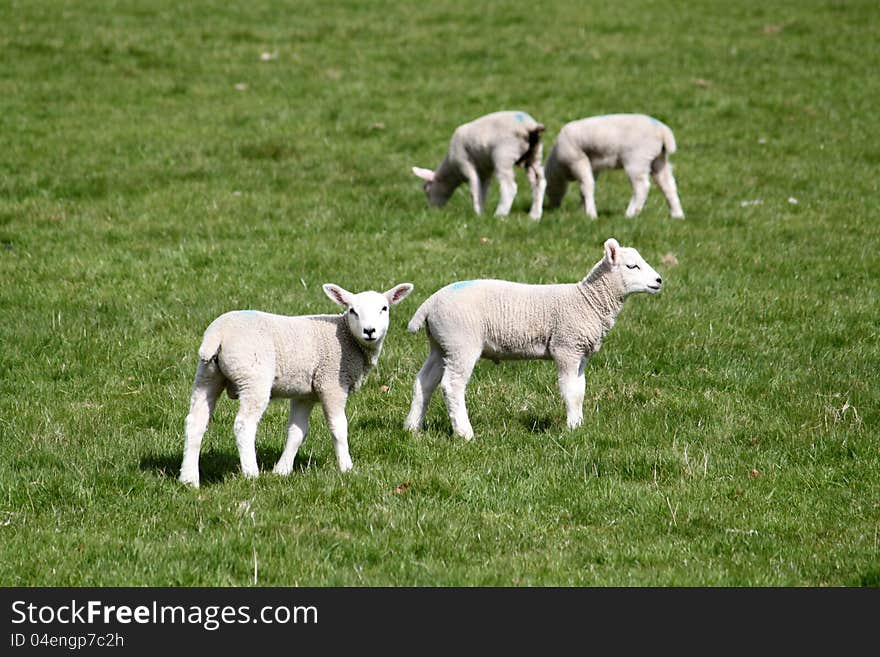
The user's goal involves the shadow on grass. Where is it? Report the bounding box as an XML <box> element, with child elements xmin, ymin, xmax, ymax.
<box><xmin>855</xmin><ymin>568</ymin><xmax>880</xmax><ymax>587</ymax></box>
<box><xmin>517</xmin><ymin>413</ymin><xmax>559</xmax><ymax>434</ymax></box>
<box><xmin>354</xmin><ymin>414</ymin><xmax>408</xmax><ymax>432</ymax></box>
<box><xmin>390</xmin><ymin>413</ymin><xmax>561</xmax><ymax>437</ymax></box>
<box><xmin>539</xmin><ymin>205</ymin><xmax>617</xmax><ymax>220</ymax></box>
<box><xmin>139</xmin><ymin>445</ymin><xmax>317</xmax><ymax>487</ymax></box>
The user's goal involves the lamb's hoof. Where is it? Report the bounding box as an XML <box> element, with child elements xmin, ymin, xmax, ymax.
<box><xmin>240</xmin><ymin>468</ymin><xmax>259</xmax><ymax>479</ymax></box>
<box><xmin>403</xmin><ymin>419</ymin><xmax>423</xmax><ymax>434</ymax></box>
<box><xmin>179</xmin><ymin>472</ymin><xmax>200</xmax><ymax>488</ymax></box>
<box><xmin>671</xmin><ymin>211</ymin><xmax>685</xmax><ymax>220</ymax></box>
<box><xmin>272</xmin><ymin>462</ymin><xmax>293</xmax><ymax>476</ymax></box>
<box><xmin>455</xmin><ymin>429</ymin><xmax>475</xmax><ymax>441</ymax></box>
<box><xmin>566</xmin><ymin>417</ymin><xmax>583</xmax><ymax>430</ymax></box>
<box><xmin>338</xmin><ymin>457</ymin><xmax>354</xmax><ymax>473</ymax></box>
<box><xmin>529</xmin><ymin>212</ymin><xmax>543</xmax><ymax>222</ymax></box>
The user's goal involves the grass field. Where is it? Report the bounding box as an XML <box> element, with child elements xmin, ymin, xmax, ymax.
<box><xmin>1</xmin><ymin>0</ymin><xmax>878</xmax><ymax>586</ymax></box>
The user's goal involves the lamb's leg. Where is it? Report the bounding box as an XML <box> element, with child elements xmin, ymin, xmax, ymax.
<box><xmin>494</xmin><ymin>167</ymin><xmax>518</xmax><ymax>217</ymax></box>
<box><xmin>546</xmin><ymin>174</ymin><xmax>568</xmax><ymax>209</ymax></box>
<box><xmin>461</xmin><ymin>161</ymin><xmax>483</xmax><ymax>215</ymax></box>
<box><xmin>404</xmin><ymin>345</ymin><xmax>444</xmax><ymax>433</ymax></box>
<box><xmin>479</xmin><ymin>176</ymin><xmax>491</xmax><ymax>213</ymax></box>
<box><xmin>322</xmin><ymin>394</ymin><xmax>353</xmax><ymax>472</ymax></box>
<box><xmin>180</xmin><ymin>360</ymin><xmax>225</xmax><ymax>488</ymax></box>
<box><xmin>544</xmin><ymin>147</ymin><xmax>568</xmax><ymax>209</ymax></box>
<box><xmin>556</xmin><ymin>355</ymin><xmax>587</xmax><ymax>430</ymax></box>
<box><xmin>273</xmin><ymin>398</ymin><xmax>315</xmax><ymax>475</ymax></box>
<box><xmin>570</xmin><ymin>159</ymin><xmax>598</xmax><ymax>219</ymax></box>
<box><xmin>652</xmin><ymin>157</ymin><xmax>685</xmax><ymax>219</ymax></box>
<box><xmin>440</xmin><ymin>349</ymin><xmax>481</xmax><ymax>440</ymax></box>
<box><xmin>526</xmin><ymin>160</ymin><xmax>546</xmax><ymax>221</ymax></box>
<box><xmin>625</xmin><ymin>165</ymin><xmax>651</xmax><ymax>217</ymax></box>
<box><xmin>233</xmin><ymin>389</ymin><xmax>270</xmax><ymax>479</ymax></box>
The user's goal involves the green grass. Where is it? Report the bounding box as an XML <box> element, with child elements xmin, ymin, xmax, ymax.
<box><xmin>1</xmin><ymin>0</ymin><xmax>878</xmax><ymax>586</ymax></box>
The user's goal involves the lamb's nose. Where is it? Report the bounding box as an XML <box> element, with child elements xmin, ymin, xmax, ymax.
<box><xmin>656</xmin><ymin>277</ymin><xmax>662</xmax><ymax>285</ymax></box>
<box><xmin>364</xmin><ymin>327</ymin><xmax>376</xmax><ymax>338</ymax></box>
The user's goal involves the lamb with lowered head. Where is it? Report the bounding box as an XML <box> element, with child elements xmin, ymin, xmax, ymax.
<box><xmin>412</xmin><ymin>110</ymin><xmax>547</xmax><ymax>220</ymax></box>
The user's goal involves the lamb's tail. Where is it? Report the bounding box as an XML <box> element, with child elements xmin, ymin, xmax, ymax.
<box><xmin>197</xmin><ymin>324</ymin><xmax>223</xmax><ymax>362</ymax></box>
<box><xmin>516</xmin><ymin>123</ymin><xmax>545</xmax><ymax>168</ymax></box>
<box><xmin>660</xmin><ymin>123</ymin><xmax>677</xmax><ymax>155</ymax></box>
<box><xmin>407</xmin><ymin>297</ymin><xmax>432</xmax><ymax>333</ymax></box>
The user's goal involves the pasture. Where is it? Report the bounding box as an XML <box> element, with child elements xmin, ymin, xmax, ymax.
<box><xmin>0</xmin><ymin>0</ymin><xmax>877</xmax><ymax>586</ymax></box>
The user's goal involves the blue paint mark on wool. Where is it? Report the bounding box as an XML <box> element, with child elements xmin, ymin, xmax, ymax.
<box><xmin>515</xmin><ymin>112</ymin><xmax>532</xmax><ymax>123</ymax></box>
<box><xmin>450</xmin><ymin>280</ymin><xmax>476</xmax><ymax>291</ymax></box>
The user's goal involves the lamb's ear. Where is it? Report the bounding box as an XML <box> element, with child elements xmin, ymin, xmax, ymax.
<box><xmin>604</xmin><ymin>238</ymin><xmax>621</xmax><ymax>267</ymax></box>
<box><xmin>323</xmin><ymin>283</ymin><xmax>354</xmax><ymax>308</ymax></box>
<box><xmin>412</xmin><ymin>166</ymin><xmax>435</xmax><ymax>182</ymax></box>
<box><xmin>384</xmin><ymin>283</ymin><xmax>414</xmax><ymax>306</ymax></box>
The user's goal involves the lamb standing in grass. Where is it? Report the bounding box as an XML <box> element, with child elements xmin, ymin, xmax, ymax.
<box><xmin>404</xmin><ymin>239</ymin><xmax>661</xmax><ymax>439</ymax></box>
<box><xmin>412</xmin><ymin>110</ymin><xmax>547</xmax><ymax>220</ymax></box>
<box><xmin>544</xmin><ymin>114</ymin><xmax>685</xmax><ymax>219</ymax></box>
<box><xmin>179</xmin><ymin>282</ymin><xmax>414</xmax><ymax>488</ymax></box>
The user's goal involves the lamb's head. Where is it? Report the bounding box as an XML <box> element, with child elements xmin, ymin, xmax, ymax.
<box><xmin>411</xmin><ymin>166</ymin><xmax>451</xmax><ymax>207</ymax></box>
<box><xmin>323</xmin><ymin>283</ymin><xmax>414</xmax><ymax>348</ymax></box>
<box><xmin>601</xmin><ymin>238</ymin><xmax>663</xmax><ymax>296</ymax></box>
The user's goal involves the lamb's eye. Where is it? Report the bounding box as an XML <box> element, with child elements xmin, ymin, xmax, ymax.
<box><xmin>626</xmin><ymin>264</ymin><xmax>640</xmax><ymax>270</ymax></box>
<box><xmin>381</xmin><ymin>306</ymin><xmax>388</xmax><ymax>312</ymax></box>
<box><xmin>349</xmin><ymin>308</ymin><xmax>358</xmax><ymax>317</ymax></box>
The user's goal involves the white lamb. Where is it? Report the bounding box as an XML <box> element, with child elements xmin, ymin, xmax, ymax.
<box><xmin>179</xmin><ymin>282</ymin><xmax>414</xmax><ymax>488</ymax></box>
<box><xmin>544</xmin><ymin>113</ymin><xmax>685</xmax><ymax>219</ymax></box>
<box><xmin>412</xmin><ymin>110</ymin><xmax>547</xmax><ymax>220</ymax></box>
<box><xmin>404</xmin><ymin>239</ymin><xmax>661</xmax><ymax>439</ymax></box>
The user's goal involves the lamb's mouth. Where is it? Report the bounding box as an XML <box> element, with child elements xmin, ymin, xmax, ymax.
<box><xmin>648</xmin><ymin>284</ymin><xmax>662</xmax><ymax>291</ymax></box>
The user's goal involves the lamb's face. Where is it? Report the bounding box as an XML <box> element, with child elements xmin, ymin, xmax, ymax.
<box><xmin>603</xmin><ymin>239</ymin><xmax>663</xmax><ymax>296</ymax></box>
<box><xmin>344</xmin><ymin>291</ymin><xmax>392</xmax><ymax>347</ymax></box>
<box><xmin>412</xmin><ymin>166</ymin><xmax>450</xmax><ymax>207</ymax></box>
<box><xmin>619</xmin><ymin>247</ymin><xmax>662</xmax><ymax>295</ymax></box>
<box><xmin>323</xmin><ymin>283</ymin><xmax>414</xmax><ymax>349</ymax></box>
<box><xmin>422</xmin><ymin>179</ymin><xmax>437</xmax><ymax>203</ymax></box>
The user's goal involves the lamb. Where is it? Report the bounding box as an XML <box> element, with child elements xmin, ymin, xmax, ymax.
<box><xmin>544</xmin><ymin>113</ymin><xmax>685</xmax><ymax>219</ymax></box>
<box><xmin>179</xmin><ymin>282</ymin><xmax>414</xmax><ymax>488</ymax></box>
<box><xmin>412</xmin><ymin>110</ymin><xmax>547</xmax><ymax>220</ymax></box>
<box><xmin>404</xmin><ymin>238</ymin><xmax>661</xmax><ymax>439</ymax></box>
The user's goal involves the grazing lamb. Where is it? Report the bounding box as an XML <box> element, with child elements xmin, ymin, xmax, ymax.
<box><xmin>404</xmin><ymin>239</ymin><xmax>661</xmax><ymax>439</ymax></box>
<box><xmin>412</xmin><ymin>110</ymin><xmax>547</xmax><ymax>220</ymax></box>
<box><xmin>179</xmin><ymin>282</ymin><xmax>414</xmax><ymax>488</ymax></box>
<box><xmin>544</xmin><ymin>114</ymin><xmax>684</xmax><ymax>219</ymax></box>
